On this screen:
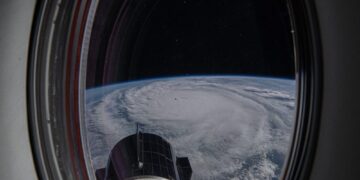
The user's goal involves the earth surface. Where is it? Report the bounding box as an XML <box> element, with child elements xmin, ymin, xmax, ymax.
<box><xmin>85</xmin><ymin>76</ymin><xmax>295</xmax><ymax>179</ymax></box>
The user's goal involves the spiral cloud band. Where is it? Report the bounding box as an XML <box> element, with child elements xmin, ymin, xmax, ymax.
<box><xmin>85</xmin><ymin>76</ymin><xmax>295</xmax><ymax>179</ymax></box>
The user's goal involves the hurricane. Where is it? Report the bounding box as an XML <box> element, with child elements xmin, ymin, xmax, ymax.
<box><xmin>85</xmin><ymin>76</ymin><xmax>295</xmax><ymax>179</ymax></box>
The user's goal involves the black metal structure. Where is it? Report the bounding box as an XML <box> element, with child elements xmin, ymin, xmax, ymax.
<box><xmin>95</xmin><ymin>131</ymin><xmax>192</xmax><ymax>180</ymax></box>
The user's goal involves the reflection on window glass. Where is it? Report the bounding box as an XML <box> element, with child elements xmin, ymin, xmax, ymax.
<box><xmin>83</xmin><ymin>0</ymin><xmax>295</xmax><ymax>179</ymax></box>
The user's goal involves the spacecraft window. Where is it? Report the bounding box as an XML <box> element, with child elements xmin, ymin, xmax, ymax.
<box><xmin>28</xmin><ymin>0</ymin><xmax>301</xmax><ymax>180</ymax></box>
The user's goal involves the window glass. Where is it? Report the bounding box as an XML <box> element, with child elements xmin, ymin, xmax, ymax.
<box><xmin>84</xmin><ymin>0</ymin><xmax>295</xmax><ymax>179</ymax></box>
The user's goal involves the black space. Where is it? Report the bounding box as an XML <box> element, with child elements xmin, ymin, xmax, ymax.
<box><xmin>86</xmin><ymin>0</ymin><xmax>294</xmax><ymax>88</ymax></box>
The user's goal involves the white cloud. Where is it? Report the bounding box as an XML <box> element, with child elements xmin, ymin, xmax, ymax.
<box><xmin>85</xmin><ymin>76</ymin><xmax>295</xmax><ymax>179</ymax></box>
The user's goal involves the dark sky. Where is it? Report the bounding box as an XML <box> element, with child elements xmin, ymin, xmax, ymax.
<box><xmin>86</xmin><ymin>0</ymin><xmax>294</xmax><ymax>88</ymax></box>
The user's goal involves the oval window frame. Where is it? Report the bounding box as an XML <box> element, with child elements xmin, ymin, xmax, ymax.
<box><xmin>27</xmin><ymin>0</ymin><xmax>323</xmax><ymax>179</ymax></box>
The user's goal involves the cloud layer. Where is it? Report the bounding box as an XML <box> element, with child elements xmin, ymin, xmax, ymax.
<box><xmin>85</xmin><ymin>76</ymin><xmax>295</xmax><ymax>179</ymax></box>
